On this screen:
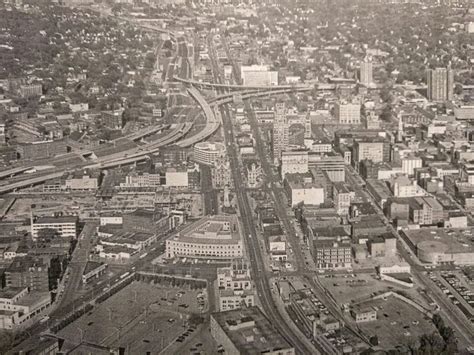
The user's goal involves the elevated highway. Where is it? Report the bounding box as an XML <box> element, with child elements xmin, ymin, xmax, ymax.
<box><xmin>174</xmin><ymin>76</ymin><xmax>313</xmax><ymax>91</ymax></box>
<box><xmin>0</xmin><ymin>171</ymin><xmax>65</xmax><ymax>194</ymax></box>
<box><xmin>0</xmin><ymin>166</ymin><xmax>34</xmax><ymax>180</ymax></box>
<box><xmin>176</xmin><ymin>88</ymin><xmax>220</xmax><ymax>147</ymax></box>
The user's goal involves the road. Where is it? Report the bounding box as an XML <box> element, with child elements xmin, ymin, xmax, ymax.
<box><xmin>54</xmin><ymin>222</ymin><xmax>96</xmax><ymax>314</ymax></box>
<box><xmin>210</xmin><ymin>35</ymin><xmax>318</xmax><ymax>354</ymax></box>
<box><xmin>199</xmin><ymin>164</ymin><xmax>218</xmax><ymax>215</ymax></box>
<box><xmin>221</xmin><ymin>35</ymin><xmax>373</xmax><ymax>349</ymax></box>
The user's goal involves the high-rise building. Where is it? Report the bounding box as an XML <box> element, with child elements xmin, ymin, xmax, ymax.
<box><xmin>359</xmin><ymin>59</ymin><xmax>373</xmax><ymax>86</ymax></box>
<box><xmin>272</xmin><ymin>103</ymin><xmax>289</xmax><ymax>164</ymax></box>
<box><xmin>335</xmin><ymin>102</ymin><xmax>361</xmax><ymax>125</ymax></box>
<box><xmin>427</xmin><ymin>67</ymin><xmax>454</xmax><ymax>102</ymax></box>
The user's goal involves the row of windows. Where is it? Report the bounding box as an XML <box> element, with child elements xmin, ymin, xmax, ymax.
<box><xmin>170</xmin><ymin>243</ymin><xmax>241</xmax><ymax>250</ymax></box>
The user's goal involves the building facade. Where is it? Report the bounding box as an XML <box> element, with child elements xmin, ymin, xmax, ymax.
<box><xmin>427</xmin><ymin>67</ymin><xmax>454</xmax><ymax>102</ymax></box>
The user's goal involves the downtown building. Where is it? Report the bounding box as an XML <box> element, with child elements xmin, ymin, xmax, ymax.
<box><xmin>359</xmin><ymin>58</ymin><xmax>373</xmax><ymax>86</ymax></box>
<box><xmin>427</xmin><ymin>67</ymin><xmax>454</xmax><ymax>102</ymax></box>
<box><xmin>31</xmin><ymin>216</ymin><xmax>78</xmax><ymax>240</ymax></box>
<box><xmin>272</xmin><ymin>103</ymin><xmax>289</xmax><ymax>165</ymax></box>
<box><xmin>335</xmin><ymin>102</ymin><xmax>361</xmax><ymax>125</ymax></box>
<box><xmin>217</xmin><ymin>259</ymin><xmax>255</xmax><ymax>312</ymax></box>
<box><xmin>240</xmin><ymin>65</ymin><xmax>278</xmax><ymax>86</ymax></box>
<box><xmin>165</xmin><ymin>215</ymin><xmax>243</xmax><ymax>260</ymax></box>
<box><xmin>210</xmin><ymin>306</ymin><xmax>295</xmax><ymax>355</ymax></box>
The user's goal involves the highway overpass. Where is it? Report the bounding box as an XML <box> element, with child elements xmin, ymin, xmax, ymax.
<box><xmin>176</xmin><ymin>88</ymin><xmax>220</xmax><ymax>148</ymax></box>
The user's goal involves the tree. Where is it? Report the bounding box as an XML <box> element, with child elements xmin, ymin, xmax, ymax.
<box><xmin>418</xmin><ymin>332</ymin><xmax>444</xmax><ymax>354</ymax></box>
<box><xmin>432</xmin><ymin>314</ymin><xmax>444</xmax><ymax>329</ymax></box>
<box><xmin>37</xmin><ymin>228</ymin><xmax>60</xmax><ymax>243</ymax></box>
<box><xmin>380</xmin><ymin>105</ymin><xmax>392</xmax><ymax>122</ymax></box>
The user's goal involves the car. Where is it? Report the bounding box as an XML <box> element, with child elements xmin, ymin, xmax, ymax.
<box><xmin>168</xmin><ymin>318</ymin><xmax>175</xmax><ymax>323</ymax></box>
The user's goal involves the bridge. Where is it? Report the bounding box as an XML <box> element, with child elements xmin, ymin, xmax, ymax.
<box><xmin>174</xmin><ymin>76</ymin><xmax>314</xmax><ymax>91</ymax></box>
<box><xmin>0</xmin><ymin>171</ymin><xmax>65</xmax><ymax>194</ymax></box>
<box><xmin>0</xmin><ymin>166</ymin><xmax>34</xmax><ymax>180</ymax></box>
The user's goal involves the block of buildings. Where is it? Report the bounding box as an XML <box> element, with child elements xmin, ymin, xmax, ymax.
<box><xmin>217</xmin><ymin>259</ymin><xmax>255</xmax><ymax>312</ymax></box>
<box><xmin>210</xmin><ymin>306</ymin><xmax>295</xmax><ymax>355</ymax></box>
<box><xmin>0</xmin><ymin>287</ymin><xmax>52</xmax><ymax>329</ymax></box>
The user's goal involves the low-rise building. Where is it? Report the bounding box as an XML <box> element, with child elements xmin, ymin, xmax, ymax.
<box><xmin>122</xmin><ymin>209</ymin><xmax>170</xmax><ymax>235</ymax></box>
<box><xmin>82</xmin><ymin>261</ymin><xmax>107</xmax><ymax>284</ymax></box>
<box><xmin>284</xmin><ymin>173</ymin><xmax>324</xmax><ymax>207</ymax></box>
<box><xmin>31</xmin><ymin>216</ymin><xmax>78</xmax><ymax>240</ymax></box>
<box><xmin>351</xmin><ymin>307</ymin><xmax>377</xmax><ymax>323</ymax></box>
<box><xmin>210</xmin><ymin>306</ymin><xmax>295</xmax><ymax>355</ymax></box>
<box><xmin>0</xmin><ymin>287</ymin><xmax>52</xmax><ymax>329</ymax></box>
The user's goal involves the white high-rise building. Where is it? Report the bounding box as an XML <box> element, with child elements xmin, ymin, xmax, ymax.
<box><xmin>427</xmin><ymin>67</ymin><xmax>454</xmax><ymax>102</ymax></box>
<box><xmin>272</xmin><ymin>103</ymin><xmax>289</xmax><ymax>165</ymax></box>
<box><xmin>336</xmin><ymin>102</ymin><xmax>361</xmax><ymax>125</ymax></box>
<box><xmin>359</xmin><ymin>59</ymin><xmax>373</xmax><ymax>86</ymax></box>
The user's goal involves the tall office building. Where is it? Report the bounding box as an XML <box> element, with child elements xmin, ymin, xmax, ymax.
<box><xmin>427</xmin><ymin>67</ymin><xmax>454</xmax><ymax>102</ymax></box>
<box><xmin>359</xmin><ymin>59</ymin><xmax>373</xmax><ymax>86</ymax></box>
<box><xmin>272</xmin><ymin>103</ymin><xmax>289</xmax><ymax>165</ymax></box>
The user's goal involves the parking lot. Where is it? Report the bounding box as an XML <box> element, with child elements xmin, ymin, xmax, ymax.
<box><xmin>428</xmin><ymin>270</ymin><xmax>474</xmax><ymax>322</ymax></box>
<box><xmin>58</xmin><ymin>281</ymin><xmax>207</xmax><ymax>353</ymax></box>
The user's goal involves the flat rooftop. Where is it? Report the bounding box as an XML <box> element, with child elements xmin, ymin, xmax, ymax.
<box><xmin>403</xmin><ymin>228</ymin><xmax>474</xmax><ymax>254</ymax></box>
<box><xmin>83</xmin><ymin>261</ymin><xmax>106</xmax><ymax>276</ymax></box>
<box><xmin>211</xmin><ymin>306</ymin><xmax>293</xmax><ymax>354</ymax></box>
<box><xmin>172</xmin><ymin>215</ymin><xmax>241</xmax><ymax>244</ymax></box>
<box><xmin>34</xmin><ymin>216</ymin><xmax>78</xmax><ymax>224</ymax></box>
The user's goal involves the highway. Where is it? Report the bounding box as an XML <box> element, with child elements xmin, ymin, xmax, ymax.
<box><xmin>54</xmin><ymin>222</ymin><xmax>96</xmax><ymax>314</ymax></box>
<box><xmin>174</xmin><ymin>76</ymin><xmax>313</xmax><ymax>91</ymax></box>
<box><xmin>176</xmin><ymin>88</ymin><xmax>220</xmax><ymax>147</ymax></box>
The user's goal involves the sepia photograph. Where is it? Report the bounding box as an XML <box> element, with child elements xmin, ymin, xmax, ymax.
<box><xmin>0</xmin><ymin>0</ymin><xmax>473</xmax><ymax>353</ymax></box>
